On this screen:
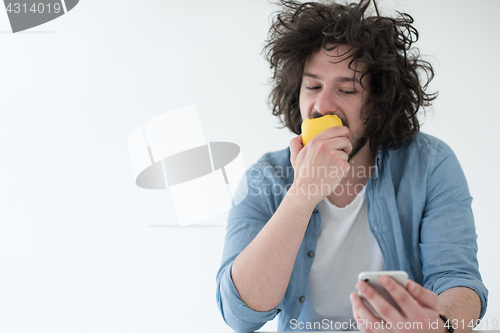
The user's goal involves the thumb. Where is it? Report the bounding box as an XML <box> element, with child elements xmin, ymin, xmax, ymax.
<box><xmin>290</xmin><ymin>134</ymin><xmax>304</xmax><ymax>165</ymax></box>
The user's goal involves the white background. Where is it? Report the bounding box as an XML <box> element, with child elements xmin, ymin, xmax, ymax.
<box><xmin>0</xmin><ymin>0</ymin><xmax>499</xmax><ymax>332</ymax></box>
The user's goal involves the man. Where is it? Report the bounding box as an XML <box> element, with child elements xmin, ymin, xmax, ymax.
<box><xmin>216</xmin><ymin>0</ymin><xmax>487</xmax><ymax>332</ymax></box>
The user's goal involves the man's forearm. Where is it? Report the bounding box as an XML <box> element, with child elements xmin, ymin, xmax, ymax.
<box><xmin>231</xmin><ymin>185</ymin><xmax>316</xmax><ymax>312</ymax></box>
<box><xmin>438</xmin><ymin>287</ymin><xmax>481</xmax><ymax>333</ymax></box>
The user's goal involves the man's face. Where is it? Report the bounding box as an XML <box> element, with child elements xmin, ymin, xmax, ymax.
<box><xmin>299</xmin><ymin>44</ymin><xmax>369</xmax><ymax>160</ymax></box>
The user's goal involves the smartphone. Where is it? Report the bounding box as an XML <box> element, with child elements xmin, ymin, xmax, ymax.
<box><xmin>357</xmin><ymin>270</ymin><xmax>409</xmax><ymax>318</ymax></box>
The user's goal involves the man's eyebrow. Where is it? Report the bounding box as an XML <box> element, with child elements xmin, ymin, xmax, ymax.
<box><xmin>303</xmin><ymin>71</ymin><xmax>360</xmax><ymax>83</ymax></box>
<box><xmin>335</xmin><ymin>76</ymin><xmax>360</xmax><ymax>83</ymax></box>
<box><xmin>303</xmin><ymin>72</ymin><xmax>321</xmax><ymax>79</ymax></box>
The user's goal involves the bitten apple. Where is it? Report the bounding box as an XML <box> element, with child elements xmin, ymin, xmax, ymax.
<box><xmin>301</xmin><ymin>114</ymin><xmax>343</xmax><ymax>146</ymax></box>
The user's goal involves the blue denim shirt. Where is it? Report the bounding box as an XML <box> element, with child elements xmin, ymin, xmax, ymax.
<box><xmin>216</xmin><ymin>132</ymin><xmax>488</xmax><ymax>333</ymax></box>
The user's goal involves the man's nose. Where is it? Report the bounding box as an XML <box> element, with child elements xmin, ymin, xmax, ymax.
<box><xmin>314</xmin><ymin>89</ymin><xmax>338</xmax><ymax>116</ymax></box>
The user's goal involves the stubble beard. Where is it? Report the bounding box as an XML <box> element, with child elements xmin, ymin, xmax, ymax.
<box><xmin>348</xmin><ymin>133</ymin><xmax>368</xmax><ymax>162</ymax></box>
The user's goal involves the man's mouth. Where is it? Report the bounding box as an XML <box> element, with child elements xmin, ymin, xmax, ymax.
<box><xmin>309</xmin><ymin>111</ymin><xmax>348</xmax><ymax>128</ymax></box>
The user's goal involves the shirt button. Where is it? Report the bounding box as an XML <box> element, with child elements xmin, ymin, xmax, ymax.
<box><xmin>313</xmin><ymin>208</ymin><xmax>318</xmax><ymax>213</ymax></box>
<box><xmin>308</xmin><ymin>251</ymin><xmax>314</xmax><ymax>257</ymax></box>
<box><xmin>299</xmin><ymin>296</ymin><xmax>305</xmax><ymax>302</ymax></box>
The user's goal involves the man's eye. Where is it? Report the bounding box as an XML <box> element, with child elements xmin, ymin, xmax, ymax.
<box><xmin>306</xmin><ymin>86</ymin><xmax>320</xmax><ymax>90</ymax></box>
<box><xmin>341</xmin><ymin>90</ymin><xmax>356</xmax><ymax>94</ymax></box>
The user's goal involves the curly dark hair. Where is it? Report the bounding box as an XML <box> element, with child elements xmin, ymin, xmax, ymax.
<box><xmin>264</xmin><ymin>0</ymin><xmax>437</xmax><ymax>152</ymax></box>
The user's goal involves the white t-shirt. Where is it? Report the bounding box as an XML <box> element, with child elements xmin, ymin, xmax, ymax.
<box><xmin>295</xmin><ymin>186</ymin><xmax>385</xmax><ymax>331</ymax></box>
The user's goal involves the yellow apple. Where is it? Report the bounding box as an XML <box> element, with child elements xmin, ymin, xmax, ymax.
<box><xmin>301</xmin><ymin>114</ymin><xmax>343</xmax><ymax>146</ymax></box>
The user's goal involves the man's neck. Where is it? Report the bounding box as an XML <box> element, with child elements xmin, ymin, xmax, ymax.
<box><xmin>326</xmin><ymin>143</ymin><xmax>376</xmax><ymax>208</ymax></box>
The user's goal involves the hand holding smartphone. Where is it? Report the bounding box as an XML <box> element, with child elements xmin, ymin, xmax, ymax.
<box><xmin>357</xmin><ymin>270</ymin><xmax>409</xmax><ymax>318</ymax></box>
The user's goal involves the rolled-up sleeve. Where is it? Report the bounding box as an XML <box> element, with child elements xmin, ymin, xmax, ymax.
<box><xmin>419</xmin><ymin>141</ymin><xmax>488</xmax><ymax>318</ymax></box>
<box><xmin>216</xmin><ymin>161</ymin><xmax>283</xmax><ymax>332</ymax></box>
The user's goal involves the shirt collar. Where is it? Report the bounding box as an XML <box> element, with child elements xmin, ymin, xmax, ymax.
<box><xmin>372</xmin><ymin>150</ymin><xmax>385</xmax><ymax>178</ymax></box>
